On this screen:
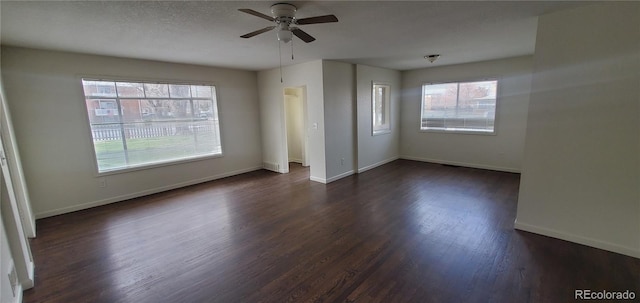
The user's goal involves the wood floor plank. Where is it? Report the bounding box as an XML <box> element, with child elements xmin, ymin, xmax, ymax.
<box><xmin>23</xmin><ymin>160</ymin><xmax>639</xmax><ymax>303</ymax></box>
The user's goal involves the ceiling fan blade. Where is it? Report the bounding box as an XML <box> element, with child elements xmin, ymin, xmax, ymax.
<box><xmin>238</xmin><ymin>9</ymin><xmax>275</xmax><ymax>22</ymax></box>
<box><xmin>295</xmin><ymin>15</ymin><xmax>338</xmax><ymax>25</ymax></box>
<box><xmin>241</xmin><ymin>26</ymin><xmax>276</xmax><ymax>38</ymax></box>
<box><xmin>292</xmin><ymin>28</ymin><xmax>316</xmax><ymax>43</ymax></box>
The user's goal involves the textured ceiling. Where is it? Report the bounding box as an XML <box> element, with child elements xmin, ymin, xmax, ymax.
<box><xmin>0</xmin><ymin>1</ymin><xmax>587</xmax><ymax>71</ymax></box>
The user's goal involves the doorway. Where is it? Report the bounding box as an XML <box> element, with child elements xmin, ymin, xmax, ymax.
<box><xmin>283</xmin><ymin>86</ymin><xmax>308</xmax><ymax>169</ymax></box>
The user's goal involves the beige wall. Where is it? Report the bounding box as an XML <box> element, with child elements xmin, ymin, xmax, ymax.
<box><xmin>257</xmin><ymin>60</ymin><xmax>326</xmax><ymax>180</ymax></box>
<box><xmin>322</xmin><ymin>61</ymin><xmax>356</xmax><ymax>182</ymax></box>
<box><xmin>356</xmin><ymin>65</ymin><xmax>401</xmax><ymax>173</ymax></box>
<box><xmin>258</xmin><ymin>60</ymin><xmax>357</xmax><ymax>183</ymax></box>
<box><xmin>401</xmin><ymin>56</ymin><xmax>533</xmax><ymax>172</ymax></box>
<box><xmin>1</xmin><ymin>46</ymin><xmax>263</xmax><ymax>218</ymax></box>
<box><xmin>515</xmin><ymin>3</ymin><xmax>640</xmax><ymax>258</ymax></box>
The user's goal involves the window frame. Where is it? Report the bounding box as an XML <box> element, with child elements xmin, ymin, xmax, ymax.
<box><xmin>419</xmin><ymin>79</ymin><xmax>499</xmax><ymax>135</ymax></box>
<box><xmin>80</xmin><ymin>76</ymin><xmax>224</xmax><ymax>176</ymax></box>
<box><xmin>371</xmin><ymin>82</ymin><xmax>392</xmax><ymax>136</ymax></box>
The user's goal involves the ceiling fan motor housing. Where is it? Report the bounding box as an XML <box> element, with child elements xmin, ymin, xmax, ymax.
<box><xmin>271</xmin><ymin>3</ymin><xmax>297</xmax><ymax>28</ymax></box>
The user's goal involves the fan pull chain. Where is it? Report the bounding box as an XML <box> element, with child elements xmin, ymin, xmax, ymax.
<box><xmin>291</xmin><ymin>37</ymin><xmax>294</xmax><ymax>60</ymax></box>
<box><xmin>278</xmin><ymin>39</ymin><xmax>283</xmax><ymax>83</ymax></box>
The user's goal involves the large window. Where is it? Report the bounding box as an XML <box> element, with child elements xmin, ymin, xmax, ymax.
<box><xmin>421</xmin><ymin>80</ymin><xmax>497</xmax><ymax>133</ymax></box>
<box><xmin>82</xmin><ymin>79</ymin><xmax>222</xmax><ymax>173</ymax></box>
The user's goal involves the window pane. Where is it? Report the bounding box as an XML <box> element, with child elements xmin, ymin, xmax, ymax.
<box><xmin>93</xmin><ymin>134</ymin><xmax>127</xmax><ymax>171</ymax></box>
<box><xmin>82</xmin><ymin>80</ymin><xmax>116</xmax><ymax>97</ymax></box>
<box><xmin>136</xmin><ymin>99</ymin><xmax>193</xmax><ymax>121</ymax></box>
<box><xmin>194</xmin><ymin>100</ymin><xmax>214</xmax><ymax>119</ymax></box>
<box><xmin>144</xmin><ymin>83</ymin><xmax>169</xmax><ymax>98</ymax></box>
<box><xmin>82</xmin><ymin>79</ymin><xmax>222</xmax><ymax>173</ymax></box>
<box><xmin>169</xmin><ymin>85</ymin><xmax>191</xmax><ymax>98</ymax></box>
<box><xmin>194</xmin><ymin>100</ymin><xmax>221</xmax><ymax>152</ymax></box>
<box><xmin>122</xmin><ymin>120</ymin><xmax>209</xmax><ymax>167</ymax></box>
<box><xmin>421</xmin><ymin>80</ymin><xmax>497</xmax><ymax>133</ymax></box>
<box><xmin>422</xmin><ymin>83</ymin><xmax>457</xmax><ymax>112</ymax></box>
<box><xmin>119</xmin><ymin>99</ymin><xmax>146</xmax><ymax>123</ymax></box>
<box><xmin>86</xmin><ymin>99</ymin><xmax>121</xmax><ymax>124</ymax></box>
<box><xmin>373</xmin><ymin>87</ymin><xmax>384</xmax><ymax>125</ymax></box>
<box><xmin>191</xmin><ymin>85</ymin><xmax>212</xmax><ymax>98</ymax></box>
<box><xmin>116</xmin><ymin>82</ymin><xmax>145</xmax><ymax>98</ymax></box>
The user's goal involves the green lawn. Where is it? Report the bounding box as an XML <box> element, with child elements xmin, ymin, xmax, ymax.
<box><xmin>95</xmin><ymin>133</ymin><xmax>220</xmax><ymax>172</ymax></box>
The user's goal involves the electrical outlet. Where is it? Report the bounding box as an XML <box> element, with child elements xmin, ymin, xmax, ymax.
<box><xmin>98</xmin><ymin>177</ymin><xmax>107</xmax><ymax>188</ymax></box>
<box><xmin>340</xmin><ymin>158</ymin><xmax>345</xmax><ymax>166</ymax></box>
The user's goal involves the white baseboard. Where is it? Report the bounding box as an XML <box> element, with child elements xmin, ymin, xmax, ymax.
<box><xmin>13</xmin><ymin>284</ymin><xmax>22</xmax><ymax>303</ymax></box>
<box><xmin>399</xmin><ymin>155</ymin><xmax>521</xmax><ymax>173</ymax></box>
<box><xmin>35</xmin><ymin>166</ymin><xmax>263</xmax><ymax>219</ymax></box>
<box><xmin>310</xmin><ymin>170</ymin><xmax>355</xmax><ymax>184</ymax></box>
<box><xmin>514</xmin><ymin>219</ymin><xmax>640</xmax><ymax>259</ymax></box>
<box><xmin>357</xmin><ymin>156</ymin><xmax>399</xmax><ymax>173</ymax></box>
<box><xmin>288</xmin><ymin>158</ymin><xmax>303</xmax><ymax>164</ymax></box>
<box><xmin>309</xmin><ymin>176</ymin><xmax>327</xmax><ymax>184</ymax></box>
<box><xmin>326</xmin><ymin>170</ymin><xmax>355</xmax><ymax>183</ymax></box>
<box><xmin>22</xmin><ymin>261</ymin><xmax>34</xmax><ymax>290</ymax></box>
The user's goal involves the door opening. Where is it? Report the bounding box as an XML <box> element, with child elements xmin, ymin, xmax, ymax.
<box><xmin>283</xmin><ymin>86</ymin><xmax>309</xmax><ymax>170</ymax></box>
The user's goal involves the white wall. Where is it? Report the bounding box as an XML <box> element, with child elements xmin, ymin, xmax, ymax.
<box><xmin>257</xmin><ymin>60</ymin><xmax>326</xmax><ymax>180</ymax></box>
<box><xmin>356</xmin><ymin>64</ymin><xmax>401</xmax><ymax>172</ymax></box>
<box><xmin>515</xmin><ymin>3</ymin><xmax>640</xmax><ymax>258</ymax></box>
<box><xmin>1</xmin><ymin>46</ymin><xmax>263</xmax><ymax>218</ymax></box>
<box><xmin>285</xmin><ymin>88</ymin><xmax>303</xmax><ymax>163</ymax></box>
<box><xmin>401</xmin><ymin>56</ymin><xmax>533</xmax><ymax>172</ymax></box>
<box><xmin>322</xmin><ymin>61</ymin><xmax>356</xmax><ymax>182</ymax></box>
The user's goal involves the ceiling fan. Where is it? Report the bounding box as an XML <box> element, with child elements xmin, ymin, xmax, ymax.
<box><xmin>239</xmin><ymin>3</ymin><xmax>338</xmax><ymax>43</ymax></box>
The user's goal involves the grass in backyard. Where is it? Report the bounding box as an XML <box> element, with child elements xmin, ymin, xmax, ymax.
<box><xmin>94</xmin><ymin>134</ymin><xmax>220</xmax><ymax>172</ymax></box>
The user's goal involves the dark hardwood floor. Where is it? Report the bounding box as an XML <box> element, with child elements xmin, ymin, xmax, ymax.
<box><xmin>24</xmin><ymin>160</ymin><xmax>639</xmax><ymax>303</ymax></box>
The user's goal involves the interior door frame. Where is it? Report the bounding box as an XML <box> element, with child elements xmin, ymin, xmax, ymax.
<box><xmin>282</xmin><ymin>86</ymin><xmax>309</xmax><ymax>169</ymax></box>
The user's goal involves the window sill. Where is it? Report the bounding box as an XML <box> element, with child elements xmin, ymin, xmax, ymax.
<box><xmin>419</xmin><ymin>128</ymin><xmax>496</xmax><ymax>136</ymax></box>
<box><xmin>95</xmin><ymin>152</ymin><xmax>224</xmax><ymax>177</ymax></box>
<box><xmin>372</xmin><ymin>129</ymin><xmax>391</xmax><ymax>136</ymax></box>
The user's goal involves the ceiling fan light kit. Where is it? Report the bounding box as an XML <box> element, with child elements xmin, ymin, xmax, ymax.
<box><xmin>425</xmin><ymin>54</ymin><xmax>440</xmax><ymax>63</ymax></box>
<box><xmin>277</xmin><ymin>29</ymin><xmax>293</xmax><ymax>43</ymax></box>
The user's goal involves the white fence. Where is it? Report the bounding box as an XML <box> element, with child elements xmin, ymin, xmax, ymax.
<box><xmin>91</xmin><ymin>120</ymin><xmax>218</xmax><ymax>141</ymax></box>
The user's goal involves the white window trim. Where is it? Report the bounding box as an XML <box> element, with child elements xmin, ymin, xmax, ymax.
<box><xmin>419</xmin><ymin>79</ymin><xmax>499</xmax><ymax>135</ymax></box>
<box><xmin>372</xmin><ymin>82</ymin><xmax>391</xmax><ymax>136</ymax></box>
<box><xmin>80</xmin><ymin>77</ymin><xmax>225</xmax><ymax>176</ymax></box>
